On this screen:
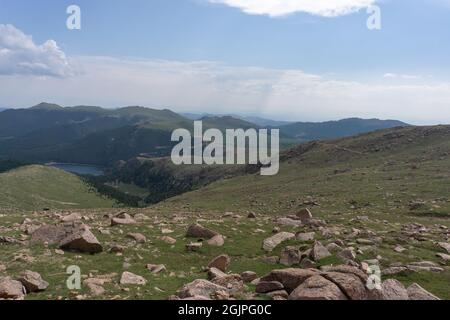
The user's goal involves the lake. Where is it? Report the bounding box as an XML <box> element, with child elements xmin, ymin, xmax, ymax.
<box><xmin>47</xmin><ymin>163</ymin><xmax>105</xmax><ymax>176</ymax></box>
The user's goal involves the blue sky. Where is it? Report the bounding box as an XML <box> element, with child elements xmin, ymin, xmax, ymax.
<box><xmin>1</xmin><ymin>0</ymin><xmax>450</xmax><ymax>123</ymax></box>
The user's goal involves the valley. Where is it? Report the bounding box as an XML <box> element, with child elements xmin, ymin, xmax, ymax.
<box><xmin>0</xmin><ymin>123</ymin><xmax>449</xmax><ymax>300</ymax></box>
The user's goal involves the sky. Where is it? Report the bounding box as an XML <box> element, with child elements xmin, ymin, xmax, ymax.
<box><xmin>0</xmin><ymin>0</ymin><xmax>450</xmax><ymax>124</ymax></box>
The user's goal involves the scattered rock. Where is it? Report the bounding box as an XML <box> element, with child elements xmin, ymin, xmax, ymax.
<box><xmin>321</xmin><ymin>271</ymin><xmax>367</xmax><ymax>300</ymax></box>
<box><xmin>208</xmin><ymin>267</ymin><xmax>226</xmax><ymax>280</ymax></box>
<box><xmin>407</xmin><ymin>283</ymin><xmax>440</xmax><ymax>300</ymax></box>
<box><xmin>261</xmin><ymin>268</ymin><xmax>317</xmax><ymax>293</ymax></box>
<box><xmin>18</xmin><ymin>271</ymin><xmax>49</xmax><ymax>293</ymax></box>
<box><xmin>0</xmin><ymin>277</ymin><xmax>26</xmax><ymax>299</ymax></box>
<box><xmin>212</xmin><ymin>274</ymin><xmax>244</xmax><ymax>294</ymax></box>
<box><xmin>256</xmin><ymin>281</ymin><xmax>284</xmax><ymax>294</ymax></box>
<box><xmin>186</xmin><ymin>224</ymin><xmax>218</xmax><ymax>239</ymax></box>
<box><xmin>261</xmin><ymin>256</ymin><xmax>280</xmax><ymax>265</ymax></box>
<box><xmin>111</xmin><ymin>213</ymin><xmax>136</xmax><ymax>226</ymax></box>
<box><xmin>0</xmin><ymin>236</ymin><xmax>23</xmax><ymax>245</ymax></box>
<box><xmin>161</xmin><ymin>228</ymin><xmax>174</xmax><ymax>234</ymax></box>
<box><xmin>59</xmin><ymin>227</ymin><xmax>103</xmax><ymax>254</ymax></box>
<box><xmin>241</xmin><ymin>271</ymin><xmax>257</xmax><ymax>283</ymax></box>
<box><xmin>146</xmin><ymin>264</ymin><xmax>167</xmax><ymax>274</ymax></box>
<box><xmin>438</xmin><ymin>242</ymin><xmax>450</xmax><ymax>254</ymax></box>
<box><xmin>296</xmin><ymin>232</ymin><xmax>315</xmax><ymax>242</ymax></box>
<box><xmin>338</xmin><ymin>248</ymin><xmax>357</xmax><ymax>261</ymax></box>
<box><xmin>206</xmin><ymin>234</ymin><xmax>225</xmax><ymax>247</ymax></box>
<box><xmin>120</xmin><ymin>272</ymin><xmax>147</xmax><ymax>285</ymax></box>
<box><xmin>280</xmin><ymin>246</ymin><xmax>301</xmax><ymax>266</ymax></box>
<box><xmin>161</xmin><ymin>236</ymin><xmax>177</xmax><ymax>244</ymax></box>
<box><xmin>381</xmin><ymin>279</ymin><xmax>409</xmax><ymax>300</ymax></box>
<box><xmin>296</xmin><ymin>208</ymin><xmax>313</xmax><ymax>223</ymax></box>
<box><xmin>289</xmin><ymin>275</ymin><xmax>347</xmax><ymax>300</ymax></box>
<box><xmin>176</xmin><ymin>279</ymin><xmax>228</xmax><ymax>299</ymax></box>
<box><xmin>186</xmin><ymin>242</ymin><xmax>203</xmax><ymax>252</ymax></box>
<box><xmin>436</xmin><ymin>252</ymin><xmax>450</xmax><ymax>261</ymax></box>
<box><xmin>84</xmin><ymin>278</ymin><xmax>106</xmax><ymax>296</ymax></box>
<box><xmin>267</xmin><ymin>290</ymin><xmax>289</xmax><ymax>300</ymax></box>
<box><xmin>208</xmin><ymin>255</ymin><xmax>230</xmax><ymax>272</ymax></box>
<box><xmin>126</xmin><ymin>233</ymin><xmax>147</xmax><ymax>244</ymax></box>
<box><xmin>276</xmin><ymin>218</ymin><xmax>303</xmax><ymax>227</ymax></box>
<box><xmin>309</xmin><ymin>241</ymin><xmax>331</xmax><ymax>261</ymax></box>
<box><xmin>60</xmin><ymin>213</ymin><xmax>82</xmax><ymax>223</ymax></box>
<box><xmin>262</xmin><ymin>232</ymin><xmax>295</xmax><ymax>252</ymax></box>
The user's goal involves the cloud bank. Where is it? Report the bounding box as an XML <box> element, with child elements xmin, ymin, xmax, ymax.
<box><xmin>1</xmin><ymin>55</ymin><xmax>450</xmax><ymax>124</ymax></box>
<box><xmin>1</xmin><ymin>25</ymin><xmax>450</xmax><ymax>124</ymax></box>
<box><xmin>0</xmin><ymin>24</ymin><xmax>73</xmax><ymax>77</ymax></box>
<box><xmin>208</xmin><ymin>0</ymin><xmax>377</xmax><ymax>17</ymax></box>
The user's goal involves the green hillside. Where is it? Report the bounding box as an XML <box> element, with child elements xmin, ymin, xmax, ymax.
<box><xmin>0</xmin><ymin>165</ymin><xmax>117</xmax><ymax>210</ymax></box>
<box><xmin>279</xmin><ymin>118</ymin><xmax>408</xmax><ymax>142</ymax></box>
<box><xmin>158</xmin><ymin>125</ymin><xmax>450</xmax><ymax>217</ymax></box>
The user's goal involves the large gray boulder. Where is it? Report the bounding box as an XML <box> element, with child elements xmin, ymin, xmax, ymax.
<box><xmin>0</xmin><ymin>277</ymin><xmax>26</xmax><ymax>300</ymax></box>
<box><xmin>263</xmin><ymin>232</ymin><xmax>295</xmax><ymax>252</ymax></box>
<box><xmin>289</xmin><ymin>275</ymin><xmax>348</xmax><ymax>300</ymax></box>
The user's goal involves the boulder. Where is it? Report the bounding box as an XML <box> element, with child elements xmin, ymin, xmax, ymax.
<box><xmin>241</xmin><ymin>271</ymin><xmax>258</xmax><ymax>283</ymax></box>
<box><xmin>212</xmin><ymin>274</ymin><xmax>244</xmax><ymax>294</ymax></box>
<box><xmin>126</xmin><ymin>233</ymin><xmax>147</xmax><ymax>244</ymax></box>
<box><xmin>296</xmin><ymin>232</ymin><xmax>315</xmax><ymax>242</ymax></box>
<box><xmin>186</xmin><ymin>242</ymin><xmax>203</xmax><ymax>252</ymax></box>
<box><xmin>289</xmin><ymin>275</ymin><xmax>347</xmax><ymax>300</ymax></box>
<box><xmin>119</xmin><ymin>272</ymin><xmax>147</xmax><ymax>285</ymax></box>
<box><xmin>381</xmin><ymin>279</ymin><xmax>409</xmax><ymax>300</ymax></box>
<box><xmin>280</xmin><ymin>246</ymin><xmax>301</xmax><ymax>266</ymax></box>
<box><xmin>267</xmin><ymin>290</ymin><xmax>289</xmax><ymax>300</ymax></box>
<box><xmin>206</xmin><ymin>234</ymin><xmax>225</xmax><ymax>247</ymax></box>
<box><xmin>309</xmin><ymin>241</ymin><xmax>332</xmax><ymax>261</ymax></box>
<box><xmin>146</xmin><ymin>264</ymin><xmax>167</xmax><ymax>274</ymax></box>
<box><xmin>338</xmin><ymin>248</ymin><xmax>357</xmax><ymax>261</ymax></box>
<box><xmin>208</xmin><ymin>255</ymin><xmax>230</xmax><ymax>272</ymax></box>
<box><xmin>276</xmin><ymin>218</ymin><xmax>303</xmax><ymax>227</ymax></box>
<box><xmin>256</xmin><ymin>281</ymin><xmax>284</xmax><ymax>294</ymax></box>
<box><xmin>0</xmin><ymin>277</ymin><xmax>26</xmax><ymax>299</ymax></box>
<box><xmin>320</xmin><ymin>265</ymin><xmax>368</xmax><ymax>283</ymax></box>
<box><xmin>438</xmin><ymin>242</ymin><xmax>450</xmax><ymax>254</ymax></box>
<box><xmin>247</xmin><ymin>212</ymin><xmax>257</xmax><ymax>219</ymax></box>
<box><xmin>18</xmin><ymin>271</ymin><xmax>49</xmax><ymax>293</ymax></box>
<box><xmin>296</xmin><ymin>208</ymin><xmax>313</xmax><ymax>223</ymax></box>
<box><xmin>261</xmin><ymin>268</ymin><xmax>317</xmax><ymax>293</ymax></box>
<box><xmin>84</xmin><ymin>278</ymin><xmax>106</xmax><ymax>296</ymax></box>
<box><xmin>186</xmin><ymin>224</ymin><xmax>218</xmax><ymax>239</ymax></box>
<box><xmin>30</xmin><ymin>223</ymin><xmax>84</xmax><ymax>245</ymax></box>
<box><xmin>177</xmin><ymin>279</ymin><xmax>228</xmax><ymax>299</ymax></box>
<box><xmin>59</xmin><ymin>228</ymin><xmax>103</xmax><ymax>254</ymax></box>
<box><xmin>436</xmin><ymin>252</ymin><xmax>450</xmax><ymax>261</ymax></box>
<box><xmin>161</xmin><ymin>236</ymin><xmax>177</xmax><ymax>244</ymax></box>
<box><xmin>262</xmin><ymin>232</ymin><xmax>295</xmax><ymax>252</ymax></box>
<box><xmin>321</xmin><ymin>271</ymin><xmax>367</xmax><ymax>300</ymax></box>
<box><xmin>111</xmin><ymin>213</ymin><xmax>136</xmax><ymax>226</ymax></box>
<box><xmin>326</xmin><ymin>243</ymin><xmax>343</xmax><ymax>254</ymax></box>
<box><xmin>407</xmin><ymin>283</ymin><xmax>440</xmax><ymax>300</ymax></box>
<box><xmin>0</xmin><ymin>236</ymin><xmax>23</xmax><ymax>245</ymax></box>
<box><xmin>208</xmin><ymin>267</ymin><xmax>227</xmax><ymax>280</ymax></box>
<box><xmin>60</xmin><ymin>213</ymin><xmax>82</xmax><ymax>222</ymax></box>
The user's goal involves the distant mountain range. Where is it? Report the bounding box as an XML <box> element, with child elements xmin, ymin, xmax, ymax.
<box><xmin>0</xmin><ymin>108</ymin><xmax>7</xmax><ymax>112</ymax></box>
<box><xmin>182</xmin><ymin>112</ymin><xmax>291</xmax><ymax>127</ymax></box>
<box><xmin>0</xmin><ymin>102</ymin><xmax>409</xmax><ymax>166</ymax></box>
<box><xmin>280</xmin><ymin>118</ymin><xmax>408</xmax><ymax>142</ymax></box>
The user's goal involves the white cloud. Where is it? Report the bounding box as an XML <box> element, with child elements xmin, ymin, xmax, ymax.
<box><xmin>383</xmin><ymin>73</ymin><xmax>423</xmax><ymax>80</ymax></box>
<box><xmin>208</xmin><ymin>0</ymin><xmax>377</xmax><ymax>17</ymax></box>
<box><xmin>1</xmin><ymin>55</ymin><xmax>450</xmax><ymax>124</ymax></box>
<box><xmin>0</xmin><ymin>24</ymin><xmax>73</xmax><ymax>77</ymax></box>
